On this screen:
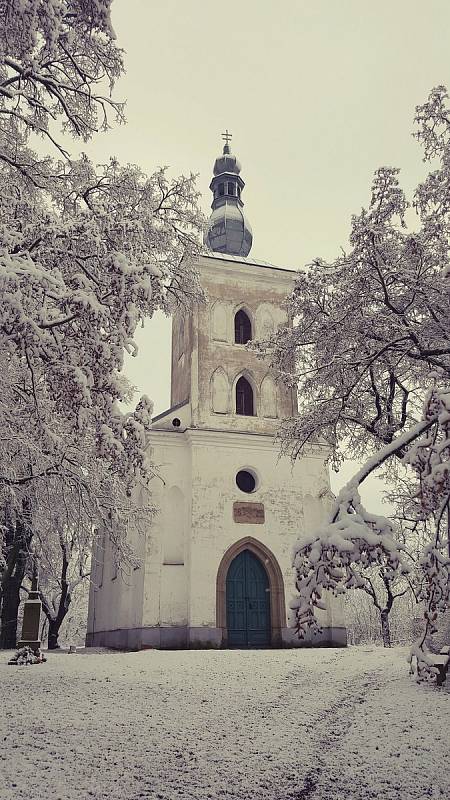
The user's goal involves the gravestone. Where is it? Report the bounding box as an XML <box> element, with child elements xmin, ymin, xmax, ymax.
<box><xmin>17</xmin><ymin>575</ymin><xmax>42</xmax><ymax>653</ymax></box>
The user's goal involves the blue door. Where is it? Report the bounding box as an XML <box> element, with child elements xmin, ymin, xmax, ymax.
<box><xmin>226</xmin><ymin>550</ymin><xmax>270</xmax><ymax>646</ymax></box>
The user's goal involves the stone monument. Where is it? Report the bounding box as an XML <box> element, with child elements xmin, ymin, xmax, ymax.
<box><xmin>17</xmin><ymin>575</ymin><xmax>42</xmax><ymax>652</ymax></box>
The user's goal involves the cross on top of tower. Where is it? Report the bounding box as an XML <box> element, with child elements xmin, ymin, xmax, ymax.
<box><xmin>221</xmin><ymin>129</ymin><xmax>232</xmax><ymax>153</ymax></box>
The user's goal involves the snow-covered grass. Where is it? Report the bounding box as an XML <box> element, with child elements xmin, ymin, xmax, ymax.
<box><xmin>0</xmin><ymin>646</ymin><xmax>448</xmax><ymax>800</ymax></box>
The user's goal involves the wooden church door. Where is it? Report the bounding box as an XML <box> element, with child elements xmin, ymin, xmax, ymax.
<box><xmin>226</xmin><ymin>550</ymin><xmax>270</xmax><ymax>646</ymax></box>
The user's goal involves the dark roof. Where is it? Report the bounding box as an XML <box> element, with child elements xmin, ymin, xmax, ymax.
<box><xmin>152</xmin><ymin>399</ymin><xmax>189</xmax><ymax>423</ymax></box>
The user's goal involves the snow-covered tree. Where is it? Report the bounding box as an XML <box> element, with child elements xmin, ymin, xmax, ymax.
<box><xmin>0</xmin><ymin>0</ymin><xmax>203</xmax><ymax>498</ymax></box>
<box><xmin>0</xmin><ymin>157</ymin><xmax>202</xmax><ymax>492</ymax></box>
<box><xmin>0</xmin><ymin>0</ymin><xmax>205</xmax><ymax>646</ymax></box>
<box><xmin>344</xmin><ymin>575</ymin><xmax>417</xmax><ymax>646</ymax></box>
<box><xmin>258</xmin><ymin>86</ymin><xmax>450</xmax><ymax>679</ymax></box>
<box><xmin>0</xmin><ymin>150</ymin><xmax>203</xmax><ymax>650</ymax></box>
<box><xmin>27</xmin><ymin>431</ymin><xmax>154</xmax><ymax>649</ymax></box>
<box><xmin>0</xmin><ymin>0</ymin><xmax>124</xmax><ymax>183</ymax></box>
<box><xmin>344</xmin><ymin>564</ymin><xmax>411</xmax><ymax>648</ymax></box>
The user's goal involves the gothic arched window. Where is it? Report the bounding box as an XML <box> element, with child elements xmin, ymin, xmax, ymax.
<box><xmin>236</xmin><ymin>376</ymin><xmax>254</xmax><ymax>416</ymax></box>
<box><xmin>234</xmin><ymin>309</ymin><xmax>252</xmax><ymax>344</ymax></box>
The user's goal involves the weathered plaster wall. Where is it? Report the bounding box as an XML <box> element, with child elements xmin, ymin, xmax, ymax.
<box><xmin>136</xmin><ymin>428</ymin><xmax>344</xmax><ymax>647</ymax></box>
<box><xmin>171</xmin><ymin>308</ymin><xmax>194</xmax><ymax>407</ymax></box>
<box><xmin>194</xmin><ymin>258</ymin><xmax>296</xmax><ymax>432</ymax></box>
<box><xmin>141</xmin><ymin>435</ymin><xmax>191</xmax><ymax>630</ymax></box>
<box><xmin>186</xmin><ymin>430</ymin><xmax>335</xmax><ymax>631</ymax></box>
<box><xmin>86</xmin><ymin>508</ymin><xmax>147</xmax><ymax>649</ymax></box>
<box><xmin>169</xmin><ymin>254</ymin><xmax>297</xmax><ymax>432</ymax></box>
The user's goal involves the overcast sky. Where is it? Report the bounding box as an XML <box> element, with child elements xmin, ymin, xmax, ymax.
<box><xmin>78</xmin><ymin>0</ymin><xmax>450</xmax><ymax>502</ymax></box>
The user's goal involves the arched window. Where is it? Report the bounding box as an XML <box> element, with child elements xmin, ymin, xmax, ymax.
<box><xmin>228</xmin><ymin>182</ymin><xmax>235</xmax><ymax>196</ymax></box>
<box><xmin>218</xmin><ymin>182</ymin><xmax>225</xmax><ymax>196</ymax></box>
<box><xmin>236</xmin><ymin>376</ymin><xmax>254</xmax><ymax>416</ymax></box>
<box><xmin>234</xmin><ymin>309</ymin><xmax>252</xmax><ymax>344</ymax></box>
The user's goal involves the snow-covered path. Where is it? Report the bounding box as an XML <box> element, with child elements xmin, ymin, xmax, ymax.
<box><xmin>1</xmin><ymin>646</ymin><xmax>448</xmax><ymax>800</ymax></box>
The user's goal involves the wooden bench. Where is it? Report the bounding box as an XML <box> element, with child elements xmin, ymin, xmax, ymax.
<box><xmin>430</xmin><ymin>646</ymin><xmax>450</xmax><ymax>686</ymax></box>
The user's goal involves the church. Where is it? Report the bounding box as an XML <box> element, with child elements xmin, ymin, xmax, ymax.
<box><xmin>86</xmin><ymin>136</ymin><xmax>346</xmax><ymax>650</ymax></box>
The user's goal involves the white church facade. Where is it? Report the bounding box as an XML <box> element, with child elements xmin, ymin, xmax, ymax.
<box><xmin>86</xmin><ymin>137</ymin><xmax>346</xmax><ymax>650</ymax></box>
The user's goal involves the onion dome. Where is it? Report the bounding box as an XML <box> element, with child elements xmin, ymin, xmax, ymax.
<box><xmin>213</xmin><ymin>142</ymin><xmax>242</xmax><ymax>177</ymax></box>
<box><xmin>204</xmin><ymin>133</ymin><xmax>253</xmax><ymax>258</ymax></box>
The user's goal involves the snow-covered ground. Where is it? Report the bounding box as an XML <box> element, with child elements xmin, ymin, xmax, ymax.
<box><xmin>0</xmin><ymin>645</ymin><xmax>448</xmax><ymax>800</ymax></box>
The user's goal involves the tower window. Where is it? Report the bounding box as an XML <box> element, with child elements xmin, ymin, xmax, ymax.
<box><xmin>234</xmin><ymin>309</ymin><xmax>252</xmax><ymax>344</ymax></box>
<box><xmin>236</xmin><ymin>376</ymin><xmax>254</xmax><ymax>416</ymax></box>
<box><xmin>218</xmin><ymin>183</ymin><xmax>225</xmax><ymax>196</ymax></box>
<box><xmin>228</xmin><ymin>182</ymin><xmax>235</xmax><ymax>196</ymax></box>
<box><xmin>237</xmin><ymin>186</ymin><xmax>241</xmax><ymax>198</ymax></box>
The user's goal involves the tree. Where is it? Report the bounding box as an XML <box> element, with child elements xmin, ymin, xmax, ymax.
<box><xmin>0</xmin><ymin>0</ymin><xmax>124</xmax><ymax>184</ymax></box>
<box><xmin>26</xmin><ymin>432</ymin><xmax>154</xmax><ymax>649</ymax></box>
<box><xmin>37</xmin><ymin>527</ymin><xmax>88</xmax><ymax>650</ymax></box>
<box><xmin>0</xmin><ymin>1</ymin><xmax>204</xmax><ymax>645</ymax></box>
<box><xmin>344</xmin><ymin>575</ymin><xmax>417</xmax><ymax>646</ymax></box>
<box><xmin>0</xmin><ymin>0</ymin><xmax>202</xmax><ymax>499</ymax></box>
<box><xmin>0</xmin><ymin>157</ymin><xmax>203</xmax><ymax>489</ymax></box>
<box><xmin>259</xmin><ymin>86</ymin><xmax>450</xmax><ymax>679</ymax></box>
<box><xmin>346</xmin><ymin>565</ymin><xmax>411</xmax><ymax>647</ymax></box>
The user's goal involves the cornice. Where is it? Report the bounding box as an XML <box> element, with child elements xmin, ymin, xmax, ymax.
<box><xmin>149</xmin><ymin>425</ymin><xmax>327</xmax><ymax>459</ymax></box>
<box><xmin>148</xmin><ymin>429</ymin><xmax>190</xmax><ymax>449</ymax></box>
<box><xmin>200</xmin><ymin>251</ymin><xmax>295</xmax><ymax>273</ymax></box>
<box><xmin>197</xmin><ymin>254</ymin><xmax>297</xmax><ymax>287</ymax></box>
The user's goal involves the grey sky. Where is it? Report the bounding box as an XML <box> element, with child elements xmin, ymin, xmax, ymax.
<box><xmin>80</xmin><ymin>0</ymin><xmax>450</xmax><ymax>502</ymax></box>
<box><xmin>90</xmin><ymin>0</ymin><xmax>450</xmax><ymax>260</ymax></box>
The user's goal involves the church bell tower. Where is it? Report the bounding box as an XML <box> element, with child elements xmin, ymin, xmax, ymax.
<box><xmin>169</xmin><ymin>133</ymin><xmax>296</xmax><ymax>433</ymax></box>
<box><xmin>86</xmin><ymin>134</ymin><xmax>346</xmax><ymax>651</ymax></box>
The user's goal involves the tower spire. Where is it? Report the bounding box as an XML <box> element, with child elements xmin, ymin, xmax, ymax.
<box><xmin>204</xmin><ymin>134</ymin><xmax>253</xmax><ymax>257</ymax></box>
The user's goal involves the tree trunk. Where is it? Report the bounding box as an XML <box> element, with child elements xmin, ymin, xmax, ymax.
<box><xmin>40</xmin><ymin>531</ymin><xmax>73</xmax><ymax>650</ymax></box>
<box><xmin>380</xmin><ymin>610</ymin><xmax>391</xmax><ymax>647</ymax></box>
<box><xmin>0</xmin><ymin>543</ymin><xmax>27</xmax><ymax>649</ymax></box>
<box><xmin>0</xmin><ymin>500</ymin><xmax>33</xmax><ymax>649</ymax></box>
<box><xmin>0</xmin><ymin>582</ymin><xmax>20</xmax><ymax>648</ymax></box>
<box><xmin>47</xmin><ymin>620</ymin><xmax>61</xmax><ymax>650</ymax></box>
<box><xmin>41</xmin><ymin>591</ymin><xmax>72</xmax><ymax>650</ymax></box>
<box><xmin>447</xmin><ymin>503</ymin><xmax>450</xmax><ymax>561</ymax></box>
<box><xmin>0</xmin><ymin>567</ymin><xmax>24</xmax><ymax>648</ymax></box>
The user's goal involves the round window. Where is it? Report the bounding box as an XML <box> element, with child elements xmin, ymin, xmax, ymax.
<box><xmin>236</xmin><ymin>469</ymin><xmax>257</xmax><ymax>493</ymax></box>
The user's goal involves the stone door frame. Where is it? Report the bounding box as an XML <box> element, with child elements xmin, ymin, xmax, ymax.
<box><xmin>216</xmin><ymin>536</ymin><xmax>286</xmax><ymax>647</ymax></box>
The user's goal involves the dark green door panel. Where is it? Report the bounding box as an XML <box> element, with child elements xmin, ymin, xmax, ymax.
<box><xmin>226</xmin><ymin>550</ymin><xmax>270</xmax><ymax>647</ymax></box>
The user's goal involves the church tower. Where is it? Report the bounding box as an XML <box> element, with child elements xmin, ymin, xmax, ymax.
<box><xmin>86</xmin><ymin>137</ymin><xmax>346</xmax><ymax>650</ymax></box>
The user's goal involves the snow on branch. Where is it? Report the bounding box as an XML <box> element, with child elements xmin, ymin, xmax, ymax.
<box><xmin>290</xmin><ymin>485</ymin><xmax>411</xmax><ymax>638</ymax></box>
<box><xmin>0</xmin><ymin>0</ymin><xmax>124</xmax><ymax>180</ymax></box>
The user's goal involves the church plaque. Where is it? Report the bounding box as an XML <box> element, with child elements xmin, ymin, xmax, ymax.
<box><xmin>233</xmin><ymin>502</ymin><xmax>265</xmax><ymax>524</ymax></box>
